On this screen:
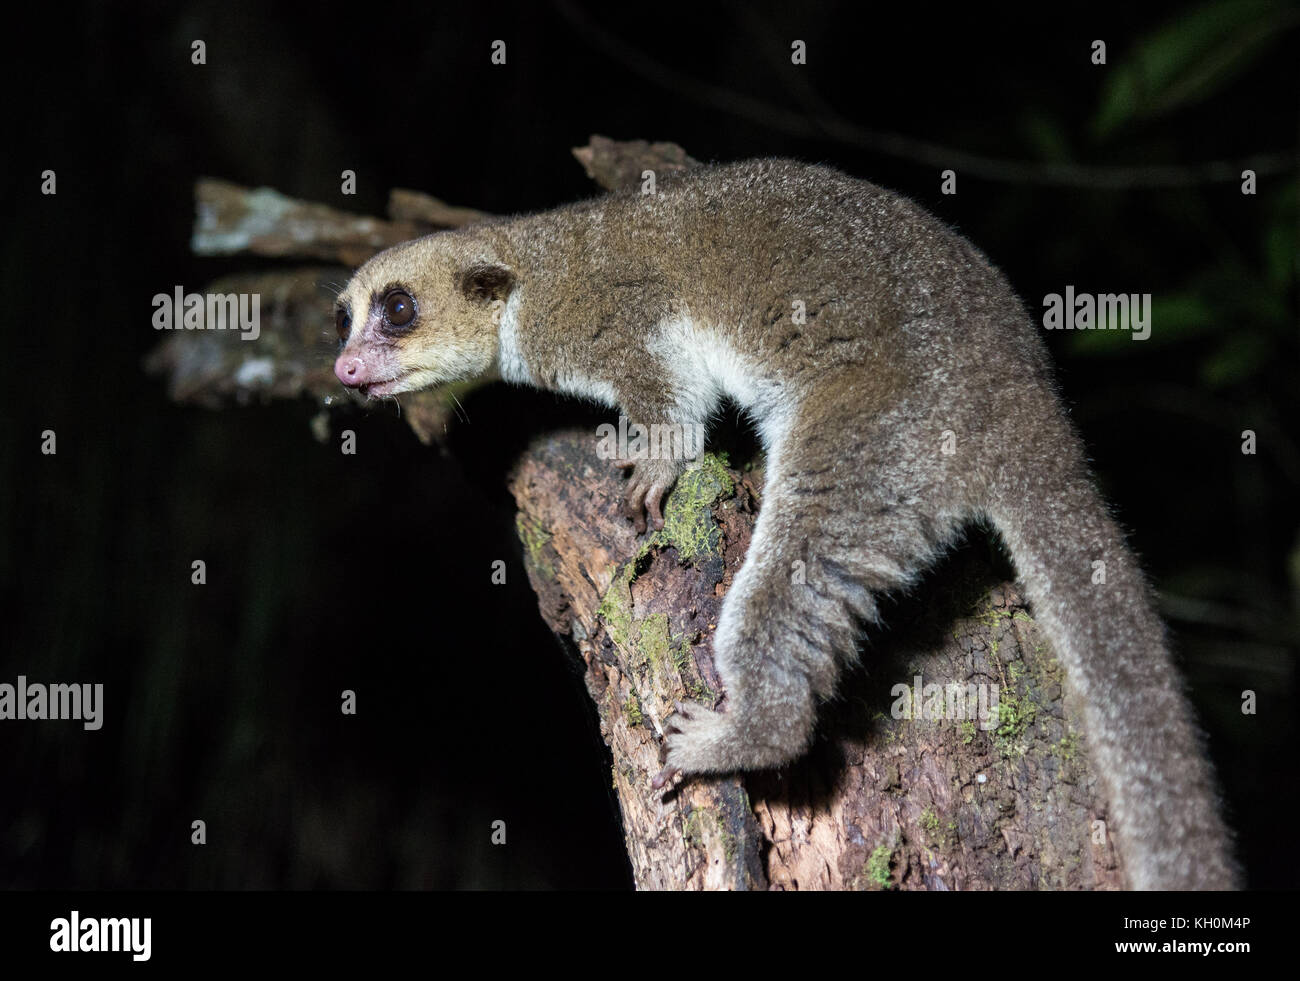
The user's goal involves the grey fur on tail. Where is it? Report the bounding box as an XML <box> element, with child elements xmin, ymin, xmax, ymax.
<box><xmin>984</xmin><ymin>416</ymin><xmax>1238</xmax><ymax>889</ymax></box>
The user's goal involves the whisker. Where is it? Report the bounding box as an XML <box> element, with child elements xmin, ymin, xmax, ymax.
<box><xmin>449</xmin><ymin>391</ymin><xmax>470</xmax><ymax>424</ymax></box>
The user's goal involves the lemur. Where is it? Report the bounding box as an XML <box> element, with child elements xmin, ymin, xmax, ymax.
<box><xmin>332</xmin><ymin>159</ymin><xmax>1237</xmax><ymax>890</ymax></box>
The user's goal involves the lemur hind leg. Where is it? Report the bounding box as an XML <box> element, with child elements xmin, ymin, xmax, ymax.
<box><xmin>660</xmin><ymin>395</ymin><xmax>967</xmax><ymax>782</ymax></box>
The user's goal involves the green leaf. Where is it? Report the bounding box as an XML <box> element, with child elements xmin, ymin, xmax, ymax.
<box><xmin>1200</xmin><ymin>333</ymin><xmax>1270</xmax><ymax>388</ymax></box>
<box><xmin>1091</xmin><ymin>0</ymin><xmax>1297</xmax><ymax>140</ymax></box>
<box><xmin>1264</xmin><ymin>183</ymin><xmax>1298</xmax><ymax>290</ymax></box>
<box><xmin>1019</xmin><ymin>110</ymin><xmax>1074</xmax><ymax>163</ymax></box>
<box><xmin>1067</xmin><ymin>291</ymin><xmax>1217</xmax><ymax>355</ymax></box>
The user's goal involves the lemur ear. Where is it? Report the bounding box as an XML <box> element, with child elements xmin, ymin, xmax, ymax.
<box><xmin>458</xmin><ymin>263</ymin><xmax>515</xmax><ymax>304</ymax></box>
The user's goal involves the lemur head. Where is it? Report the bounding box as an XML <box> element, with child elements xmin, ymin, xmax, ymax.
<box><xmin>333</xmin><ymin>231</ymin><xmax>515</xmax><ymax>397</ymax></box>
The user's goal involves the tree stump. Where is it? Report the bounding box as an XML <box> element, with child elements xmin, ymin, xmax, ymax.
<box><xmin>509</xmin><ymin>430</ymin><xmax>1126</xmax><ymax>890</ymax></box>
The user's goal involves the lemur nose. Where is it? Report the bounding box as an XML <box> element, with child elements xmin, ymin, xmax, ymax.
<box><xmin>334</xmin><ymin>354</ymin><xmax>368</xmax><ymax>388</ymax></box>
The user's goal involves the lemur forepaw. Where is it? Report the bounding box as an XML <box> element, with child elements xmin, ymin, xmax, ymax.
<box><xmin>618</xmin><ymin>457</ymin><xmax>680</xmax><ymax>534</ymax></box>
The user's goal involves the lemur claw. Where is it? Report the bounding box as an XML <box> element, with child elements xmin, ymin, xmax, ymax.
<box><xmin>619</xmin><ymin>458</ymin><xmax>674</xmax><ymax>534</ymax></box>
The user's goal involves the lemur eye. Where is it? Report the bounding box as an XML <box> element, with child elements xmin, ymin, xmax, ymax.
<box><xmin>383</xmin><ymin>290</ymin><xmax>416</xmax><ymax>329</ymax></box>
<box><xmin>335</xmin><ymin>307</ymin><xmax>351</xmax><ymax>341</ymax></box>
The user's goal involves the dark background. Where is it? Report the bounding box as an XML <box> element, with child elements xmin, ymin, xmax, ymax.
<box><xmin>2</xmin><ymin>1</ymin><xmax>1296</xmax><ymax>889</ymax></box>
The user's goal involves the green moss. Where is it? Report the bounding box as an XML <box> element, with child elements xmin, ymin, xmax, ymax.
<box><xmin>598</xmin><ymin>571</ymin><xmax>708</xmax><ymax>697</ymax></box>
<box><xmin>920</xmin><ymin>808</ymin><xmax>959</xmax><ymax>848</ymax></box>
<box><xmin>661</xmin><ymin>453</ymin><xmax>736</xmax><ymax>563</ymax></box>
<box><xmin>866</xmin><ymin>845</ymin><xmax>895</xmax><ymax>890</ymax></box>
<box><xmin>595</xmin><ymin>537</ymin><xmax>661</xmax><ymax>650</ymax></box>
<box><xmin>995</xmin><ymin>686</ymin><xmax>1038</xmax><ymax>756</ymax></box>
<box><xmin>960</xmin><ymin>720</ymin><xmax>977</xmax><ymax>745</ymax></box>
<box><xmin>973</xmin><ymin>603</ymin><xmax>1033</xmax><ymax>656</ymax></box>
<box><xmin>597</xmin><ymin>574</ymin><xmax>633</xmax><ymax>649</ymax></box>
<box><xmin>595</xmin><ymin>458</ymin><xmax>736</xmax><ymax>695</ymax></box>
<box><xmin>972</xmin><ymin>608</ymin><xmax>1003</xmax><ymax>630</ymax></box>
<box><xmin>681</xmin><ymin>808</ymin><xmax>713</xmax><ymax>848</ymax></box>
<box><xmin>671</xmin><ymin>641</ymin><xmax>691</xmax><ymax>672</ymax></box>
<box><xmin>722</xmin><ymin>834</ymin><xmax>737</xmax><ymax>862</ymax></box>
<box><xmin>612</xmin><ymin>761</ymin><xmax>637</xmax><ymax>789</ymax></box>
<box><xmin>685</xmin><ymin>678</ymin><xmax>715</xmax><ymax>701</ymax></box>
<box><xmin>637</xmin><ymin>613</ymin><xmax>672</xmax><ymax>673</ymax></box>
<box><xmin>624</xmin><ymin>694</ymin><xmax>645</xmax><ymax>727</ymax></box>
<box><xmin>680</xmin><ymin>807</ymin><xmax>737</xmax><ymax>861</ymax></box>
<box><xmin>672</xmin><ymin>636</ymin><xmax>715</xmax><ymax>701</ymax></box>
<box><xmin>1055</xmin><ymin>731</ymin><xmax>1080</xmax><ymax>762</ymax></box>
<box><xmin>515</xmin><ymin>513</ymin><xmax>554</xmax><ymax>579</ymax></box>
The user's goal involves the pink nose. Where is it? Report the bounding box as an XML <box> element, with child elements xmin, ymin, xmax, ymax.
<box><xmin>335</xmin><ymin>354</ymin><xmax>368</xmax><ymax>388</ymax></box>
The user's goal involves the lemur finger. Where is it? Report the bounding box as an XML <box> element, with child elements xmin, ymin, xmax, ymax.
<box><xmin>646</xmin><ymin>487</ymin><xmax>667</xmax><ymax>531</ymax></box>
<box><xmin>651</xmin><ymin>765</ymin><xmax>681</xmax><ymax>790</ymax></box>
<box><xmin>623</xmin><ymin>484</ymin><xmax>648</xmax><ymax>534</ymax></box>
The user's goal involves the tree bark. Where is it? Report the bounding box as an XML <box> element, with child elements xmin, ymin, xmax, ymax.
<box><xmin>509</xmin><ymin>430</ymin><xmax>1126</xmax><ymax>890</ymax></box>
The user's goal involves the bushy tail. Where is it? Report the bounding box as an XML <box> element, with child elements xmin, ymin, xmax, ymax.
<box><xmin>984</xmin><ymin>445</ymin><xmax>1237</xmax><ymax>889</ymax></box>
